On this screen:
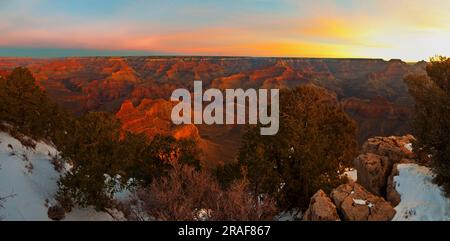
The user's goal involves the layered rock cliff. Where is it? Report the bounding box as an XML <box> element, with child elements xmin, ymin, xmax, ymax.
<box><xmin>0</xmin><ymin>57</ymin><xmax>427</xmax><ymax>164</ymax></box>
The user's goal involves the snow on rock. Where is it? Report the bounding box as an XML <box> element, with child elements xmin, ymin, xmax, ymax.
<box><xmin>352</xmin><ymin>199</ymin><xmax>367</xmax><ymax>205</ymax></box>
<box><xmin>0</xmin><ymin>132</ymin><xmax>121</xmax><ymax>221</ymax></box>
<box><xmin>343</xmin><ymin>168</ymin><xmax>357</xmax><ymax>182</ymax></box>
<box><xmin>393</xmin><ymin>163</ymin><xmax>450</xmax><ymax>221</ymax></box>
<box><xmin>351</xmin><ymin>198</ymin><xmax>374</xmax><ymax>209</ymax></box>
<box><xmin>404</xmin><ymin>143</ymin><xmax>413</xmax><ymax>152</ymax></box>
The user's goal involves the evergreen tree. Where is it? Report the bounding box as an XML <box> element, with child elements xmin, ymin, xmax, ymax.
<box><xmin>405</xmin><ymin>56</ymin><xmax>450</xmax><ymax>193</ymax></box>
<box><xmin>235</xmin><ymin>84</ymin><xmax>357</xmax><ymax>209</ymax></box>
<box><xmin>0</xmin><ymin>67</ymin><xmax>72</xmax><ymax>142</ymax></box>
<box><xmin>57</xmin><ymin>112</ymin><xmax>202</xmax><ymax>210</ymax></box>
<box><xmin>119</xmin><ymin>134</ymin><xmax>201</xmax><ymax>186</ymax></box>
<box><xmin>57</xmin><ymin>112</ymin><xmax>123</xmax><ymax>210</ymax></box>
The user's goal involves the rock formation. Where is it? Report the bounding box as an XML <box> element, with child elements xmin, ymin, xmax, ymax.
<box><xmin>353</xmin><ymin>153</ymin><xmax>391</xmax><ymax>196</ymax></box>
<box><xmin>303</xmin><ymin>190</ymin><xmax>340</xmax><ymax>221</ymax></box>
<box><xmin>361</xmin><ymin>135</ymin><xmax>416</xmax><ymax>162</ymax></box>
<box><xmin>304</xmin><ymin>135</ymin><xmax>417</xmax><ymax>221</ymax></box>
<box><xmin>330</xmin><ymin>182</ymin><xmax>396</xmax><ymax>221</ymax></box>
<box><xmin>0</xmin><ymin>57</ymin><xmax>425</xmax><ymax>165</ymax></box>
<box><xmin>354</xmin><ymin>135</ymin><xmax>415</xmax><ymax>197</ymax></box>
<box><xmin>304</xmin><ymin>182</ymin><xmax>396</xmax><ymax>221</ymax></box>
<box><xmin>116</xmin><ymin>98</ymin><xmax>200</xmax><ymax>141</ymax></box>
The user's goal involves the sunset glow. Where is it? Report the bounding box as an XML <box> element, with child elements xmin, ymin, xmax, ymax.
<box><xmin>1</xmin><ymin>0</ymin><xmax>450</xmax><ymax>61</ymax></box>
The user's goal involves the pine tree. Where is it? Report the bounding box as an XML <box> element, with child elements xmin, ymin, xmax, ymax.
<box><xmin>236</xmin><ymin>84</ymin><xmax>357</xmax><ymax>209</ymax></box>
<box><xmin>0</xmin><ymin>67</ymin><xmax>72</xmax><ymax>142</ymax></box>
<box><xmin>405</xmin><ymin>56</ymin><xmax>450</xmax><ymax>193</ymax></box>
<box><xmin>56</xmin><ymin>112</ymin><xmax>202</xmax><ymax>210</ymax></box>
<box><xmin>57</xmin><ymin>112</ymin><xmax>123</xmax><ymax>210</ymax></box>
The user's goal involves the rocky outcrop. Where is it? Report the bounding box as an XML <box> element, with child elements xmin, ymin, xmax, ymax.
<box><xmin>353</xmin><ymin>153</ymin><xmax>391</xmax><ymax>196</ymax></box>
<box><xmin>361</xmin><ymin>135</ymin><xmax>416</xmax><ymax>162</ymax></box>
<box><xmin>355</xmin><ymin>135</ymin><xmax>415</xmax><ymax>199</ymax></box>
<box><xmin>303</xmin><ymin>182</ymin><xmax>397</xmax><ymax>221</ymax></box>
<box><xmin>330</xmin><ymin>182</ymin><xmax>396</xmax><ymax>221</ymax></box>
<box><xmin>303</xmin><ymin>190</ymin><xmax>340</xmax><ymax>221</ymax></box>
<box><xmin>303</xmin><ymin>135</ymin><xmax>417</xmax><ymax>221</ymax></box>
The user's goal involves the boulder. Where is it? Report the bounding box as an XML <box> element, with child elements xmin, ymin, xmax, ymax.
<box><xmin>355</xmin><ymin>135</ymin><xmax>416</xmax><ymax>197</ymax></box>
<box><xmin>353</xmin><ymin>153</ymin><xmax>391</xmax><ymax>196</ymax></box>
<box><xmin>361</xmin><ymin>135</ymin><xmax>415</xmax><ymax>163</ymax></box>
<box><xmin>47</xmin><ymin>205</ymin><xmax>65</xmax><ymax>221</ymax></box>
<box><xmin>330</xmin><ymin>182</ymin><xmax>396</xmax><ymax>221</ymax></box>
<box><xmin>303</xmin><ymin>190</ymin><xmax>340</xmax><ymax>221</ymax></box>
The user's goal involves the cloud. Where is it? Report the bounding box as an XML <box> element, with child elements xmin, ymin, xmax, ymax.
<box><xmin>0</xmin><ymin>0</ymin><xmax>449</xmax><ymax>60</ymax></box>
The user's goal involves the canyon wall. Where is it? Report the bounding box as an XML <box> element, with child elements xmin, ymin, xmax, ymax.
<box><xmin>0</xmin><ymin>57</ymin><xmax>426</xmax><ymax>165</ymax></box>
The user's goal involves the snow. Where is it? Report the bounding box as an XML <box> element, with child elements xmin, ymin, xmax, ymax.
<box><xmin>351</xmin><ymin>198</ymin><xmax>375</xmax><ymax>209</ymax></box>
<box><xmin>393</xmin><ymin>163</ymin><xmax>450</xmax><ymax>221</ymax></box>
<box><xmin>194</xmin><ymin>208</ymin><xmax>212</xmax><ymax>221</ymax></box>
<box><xmin>404</xmin><ymin>143</ymin><xmax>413</xmax><ymax>152</ymax></box>
<box><xmin>0</xmin><ymin>132</ymin><xmax>122</xmax><ymax>221</ymax></box>
<box><xmin>275</xmin><ymin>209</ymin><xmax>302</xmax><ymax>221</ymax></box>
<box><xmin>343</xmin><ymin>168</ymin><xmax>357</xmax><ymax>182</ymax></box>
<box><xmin>64</xmin><ymin>208</ymin><xmax>123</xmax><ymax>221</ymax></box>
<box><xmin>352</xmin><ymin>199</ymin><xmax>366</xmax><ymax>205</ymax></box>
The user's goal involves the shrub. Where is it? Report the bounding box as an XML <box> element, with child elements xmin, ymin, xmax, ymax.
<box><xmin>128</xmin><ymin>161</ymin><xmax>277</xmax><ymax>221</ymax></box>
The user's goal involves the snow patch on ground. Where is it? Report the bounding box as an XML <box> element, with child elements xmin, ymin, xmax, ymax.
<box><xmin>393</xmin><ymin>163</ymin><xmax>450</xmax><ymax>221</ymax></box>
<box><xmin>0</xmin><ymin>132</ymin><xmax>121</xmax><ymax>221</ymax></box>
<box><xmin>276</xmin><ymin>209</ymin><xmax>302</xmax><ymax>221</ymax></box>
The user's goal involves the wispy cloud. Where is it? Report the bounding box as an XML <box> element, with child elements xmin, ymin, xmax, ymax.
<box><xmin>0</xmin><ymin>0</ymin><xmax>449</xmax><ymax>60</ymax></box>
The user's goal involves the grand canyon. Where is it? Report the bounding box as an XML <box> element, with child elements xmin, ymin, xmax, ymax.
<box><xmin>0</xmin><ymin>57</ymin><xmax>426</xmax><ymax>167</ymax></box>
<box><xmin>2</xmin><ymin>0</ymin><xmax>450</xmax><ymax>231</ymax></box>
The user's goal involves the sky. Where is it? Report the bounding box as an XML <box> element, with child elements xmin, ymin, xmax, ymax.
<box><xmin>0</xmin><ymin>0</ymin><xmax>449</xmax><ymax>61</ymax></box>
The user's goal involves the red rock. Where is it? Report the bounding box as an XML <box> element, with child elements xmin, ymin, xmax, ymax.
<box><xmin>330</xmin><ymin>182</ymin><xmax>396</xmax><ymax>221</ymax></box>
<box><xmin>361</xmin><ymin>135</ymin><xmax>416</xmax><ymax>162</ymax></box>
<box><xmin>354</xmin><ymin>153</ymin><xmax>391</xmax><ymax>196</ymax></box>
<box><xmin>355</xmin><ymin>135</ymin><xmax>416</xmax><ymax>198</ymax></box>
<box><xmin>303</xmin><ymin>190</ymin><xmax>340</xmax><ymax>221</ymax></box>
<box><xmin>0</xmin><ymin>57</ymin><xmax>426</xmax><ymax>166</ymax></box>
<box><xmin>116</xmin><ymin>98</ymin><xmax>200</xmax><ymax>141</ymax></box>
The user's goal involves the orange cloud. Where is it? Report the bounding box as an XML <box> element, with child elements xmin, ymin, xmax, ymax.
<box><xmin>1</xmin><ymin>0</ymin><xmax>450</xmax><ymax>60</ymax></box>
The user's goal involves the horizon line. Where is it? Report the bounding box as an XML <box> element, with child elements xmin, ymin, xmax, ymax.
<box><xmin>0</xmin><ymin>47</ymin><xmax>430</xmax><ymax>63</ymax></box>
<box><xmin>0</xmin><ymin>55</ymin><xmax>424</xmax><ymax>64</ymax></box>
